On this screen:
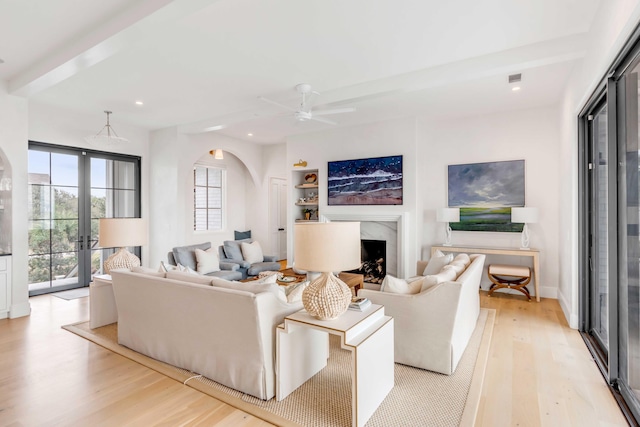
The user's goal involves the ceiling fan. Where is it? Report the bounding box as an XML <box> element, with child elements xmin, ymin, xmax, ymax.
<box><xmin>258</xmin><ymin>83</ymin><xmax>356</xmax><ymax>125</ymax></box>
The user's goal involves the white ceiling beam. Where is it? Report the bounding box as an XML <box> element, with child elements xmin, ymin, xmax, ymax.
<box><xmin>9</xmin><ymin>0</ymin><xmax>220</xmax><ymax>97</ymax></box>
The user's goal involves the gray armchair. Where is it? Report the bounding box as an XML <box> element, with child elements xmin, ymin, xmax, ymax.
<box><xmin>167</xmin><ymin>242</ymin><xmax>242</xmax><ymax>281</ymax></box>
<box><xmin>218</xmin><ymin>240</ymin><xmax>280</xmax><ymax>279</ymax></box>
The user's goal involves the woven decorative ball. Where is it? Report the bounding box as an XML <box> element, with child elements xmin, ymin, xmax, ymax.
<box><xmin>302</xmin><ymin>273</ymin><xmax>352</xmax><ymax>320</ymax></box>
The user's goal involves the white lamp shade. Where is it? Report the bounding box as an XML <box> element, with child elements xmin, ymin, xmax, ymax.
<box><xmin>294</xmin><ymin>222</ymin><xmax>361</xmax><ymax>272</ymax></box>
<box><xmin>436</xmin><ymin>208</ymin><xmax>460</xmax><ymax>223</ymax></box>
<box><xmin>511</xmin><ymin>207</ymin><xmax>539</xmax><ymax>224</ymax></box>
<box><xmin>98</xmin><ymin>218</ymin><xmax>148</xmax><ymax>247</ymax></box>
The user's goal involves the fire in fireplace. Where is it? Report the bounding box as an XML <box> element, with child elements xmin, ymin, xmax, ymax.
<box><xmin>348</xmin><ymin>239</ymin><xmax>386</xmax><ymax>284</ymax></box>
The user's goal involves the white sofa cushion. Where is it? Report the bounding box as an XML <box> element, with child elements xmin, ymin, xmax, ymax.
<box><xmin>381</xmin><ymin>275</ymin><xmax>425</xmax><ymax>294</ymax></box>
<box><xmin>421</xmin><ymin>267</ymin><xmax>457</xmax><ymax>292</ymax></box>
<box><xmin>452</xmin><ymin>253</ymin><xmax>471</xmax><ymax>267</ymax></box>
<box><xmin>166</xmin><ymin>270</ymin><xmax>215</xmax><ymax>286</ymax></box>
<box><xmin>132</xmin><ymin>266</ymin><xmax>166</xmax><ymax>278</ymax></box>
<box><xmin>285</xmin><ymin>280</ymin><xmax>309</xmax><ymax>303</ymax></box>
<box><xmin>241</xmin><ymin>241</ymin><xmax>264</xmax><ymax>264</ymax></box>
<box><xmin>423</xmin><ymin>250</ymin><xmax>454</xmax><ymax>275</ymax></box>
<box><xmin>195</xmin><ymin>247</ymin><xmax>220</xmax><ymax>274</ymax></box>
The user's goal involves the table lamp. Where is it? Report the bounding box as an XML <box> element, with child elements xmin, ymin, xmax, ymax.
<box><xmin>294</xmin><ymin>222</ymin><xmax>361</xmax><ymax>320</ymax></box>
<box><xmin>98</xmin><ymin>218</ymin><xmax>148</xmax><ymax>273</ymax></box>
<box><xmin>436</xmin><ymin>208</ymin><xmax>460</xmax><ymax>246</ymax></box>
<box><xmin>511</xmin><ymin>207</ymin><xmax>539</xmax><ymax>250</ymax></box>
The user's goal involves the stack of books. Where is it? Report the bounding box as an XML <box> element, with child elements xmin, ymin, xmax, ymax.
<box><xmin>348</xmin><ymin>297</ymin><xmax>371</xmax><ymax>311</ymax></box>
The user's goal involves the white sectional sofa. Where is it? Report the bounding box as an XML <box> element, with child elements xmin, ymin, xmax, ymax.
<box><xmin>358</xmin><ymin>254</ymin><xmax>486</xmax><ymax>375</ymax></box>
<box><xmin>110</xmin><ymin>269</ymin><xmax>303</xmax><ymax>400</ymax></box>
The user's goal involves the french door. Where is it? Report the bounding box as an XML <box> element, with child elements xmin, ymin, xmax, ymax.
<box><xmin>28</xmin><ymin>142</ymin><xmax>140</xmax><ymax>296</ymax></box>
<box><xmin>580</xmin><ymin>31</ymin><xmax>640</xmax><ymax>424</ymax></box>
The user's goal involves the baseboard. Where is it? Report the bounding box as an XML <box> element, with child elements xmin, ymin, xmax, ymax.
<box><xmin>10</xmin><ymin>301</ymin><xmax>31</xmax><ymax>319</ymax></box>
<box><xmin>557</xmin><ymin>290</ymin><xmax>578</xmax><ymax>329</ymax></box>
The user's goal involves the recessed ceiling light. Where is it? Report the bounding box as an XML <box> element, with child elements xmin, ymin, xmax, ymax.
<box><xmin>512</xmin><ymin>86</ymin><xmax>521</xmax><ymax>91</ymax></box>
<box><xmin>247</xmin><ymin>133</ymin><xmax>253</xmax><ymax>137</ymax></box>
<box><xmin>135</xmin><ymin>100</ymin><xmax>143</xmax><ymax>105</ymax></box>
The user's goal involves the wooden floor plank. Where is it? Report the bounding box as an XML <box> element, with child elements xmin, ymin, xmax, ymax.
<box><xmin>0</xmin><ymin>290</ymin><xmax>629</xmax><ymax>426</ymax></box>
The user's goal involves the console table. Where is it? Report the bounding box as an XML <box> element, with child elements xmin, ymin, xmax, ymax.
<box><xmin>276</xmin><ymin>304</ymin><xmax>394</xmax><ymax>427</ymax></box>
<box><xmin>431</xmin><ymin>245</ymin><xmax>541</xmax><ymax>302</ymax></box>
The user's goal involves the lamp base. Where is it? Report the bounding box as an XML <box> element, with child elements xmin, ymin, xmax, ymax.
<box><xmin>519</xmin><ymin>247</ymin><xmax>531</xmax><ymax>251</ymax></box>
<box><xmin>302</xmin><ymin>272</ymin><xmax>352</xmax><ymax>320</ymax></box>
<box><xmin>104</xmin><ymin>247</ymin><xmax>140</xmax><ymax>273</ymax></box>
<box><xmin>442</xmin><ymin>243</ymin><xmax>453</xmax><ymax>247</ymax></box>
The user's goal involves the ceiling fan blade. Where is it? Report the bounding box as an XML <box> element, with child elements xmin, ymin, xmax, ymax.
<box><xmin>309</xmin><ymin>115</ymin><xmax>337</xmax><ymax>125</ymax></box>
<box><xmin>312</xmin><ymin>107</ymin><xmax>356</xmax><ymax>116</ymax></box>
<box><xmin>257</xmin><ymin>96</ymin><xmax>297</xmax><ymax>112</ymax></box>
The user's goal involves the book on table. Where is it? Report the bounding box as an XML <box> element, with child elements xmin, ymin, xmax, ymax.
<box><xmin>348</xmin><ymin>297</ymin><xmax>371</xmax><ymax>311</ymax></box>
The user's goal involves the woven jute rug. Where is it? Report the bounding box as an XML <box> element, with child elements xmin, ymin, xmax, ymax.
<box><xmin>64</xmin><ymin>308</ymin><xmax>495</xmax><ymax>427</ymax></box>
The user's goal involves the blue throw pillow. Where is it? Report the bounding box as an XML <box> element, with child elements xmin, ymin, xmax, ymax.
<box><xmin>234</xmin><ymin>230</ymin><xmax>252</xmax><ymax>240</ymax></box>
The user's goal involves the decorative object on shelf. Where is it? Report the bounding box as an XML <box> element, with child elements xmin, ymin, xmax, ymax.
<box><xmin>328</xmin><ymin>155</ymin><xmax>403</xmax><ymax>205</ymax></box>
<box><xmin>511</xmin><ymin>207</ymin><xmax>539</xmax><ymax>250</ymax></box>
<box><xmin>448</xmin><ymin>160</ymin><xmax>525</xmax><ymax>232</ymax></box>
<box><xmin>294</xmin><ymin>222</ymin><xmax>361</xmax><ymax>320</ymax></box>
<box><xmin>209</xmin><ymin>149</ymin><xmax>224</xmax><ymax>159</ymax></box>
<box><xmin>304</xmin><ymin>173</ymin><xmax>317</xmax><ymax>184</ymax></box>
<box><xmin>86</xmin><ymin>111</ymin><xmax>129</xmax><ymax>145</ymax></box>
<box><xmin>98</xmin><ymin>218</ymin><xmax>147</xmax><ymax>273</ymax></box>
<box><xmin>302</xmin><ymin>208</ymin><xmax>313</xmax><ymax>220</ymax></box>
<box><xmin>436</xmin><ymin>208</ymin><xmax>460</xmax><ymax>246</ymax></box>
<box><xmin>293</xmin><ymin>159</ymin><xmax>308</xmax><ymax>167</ymax></box>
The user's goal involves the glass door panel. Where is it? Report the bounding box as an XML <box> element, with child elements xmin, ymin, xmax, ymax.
<box><xmin>28</xmin><ymin>144</ymin><xmax>140</xmax><ymax>295</ymax></box>
<box><xmin>591</xmin><ymin>102</ymin><xmax>610</xmax><ymax>352</ymax></box>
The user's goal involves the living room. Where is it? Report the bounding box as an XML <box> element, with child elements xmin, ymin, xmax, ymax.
<box><xmin>0</xmin><ymin>0</ymin><xmax>639</xmax><ymax>425</ymax></box>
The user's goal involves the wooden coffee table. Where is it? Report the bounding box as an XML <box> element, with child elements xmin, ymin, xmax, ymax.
<box><xmin>337</xmin><ymin>272</ymin><xmax>364</xmax><ymax>296</ymax></box>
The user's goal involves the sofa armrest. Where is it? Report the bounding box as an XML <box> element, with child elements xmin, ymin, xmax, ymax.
<box><xmin>263</xmin><ymin>255</ymin><xmax>278</xmax><ymax>263</ymax></box>
<box><xmin>221</xmin><ymin>257</ymin><xmax>251</xmax><ymax>268</ymax></box>
<box><xmin>220</xmin><ymin>261</ymin><xmax>239</xmax><ymax>271</ymax></box>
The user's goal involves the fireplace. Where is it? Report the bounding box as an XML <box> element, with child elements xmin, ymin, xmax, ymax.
<box><xmin>349</xmin><ymin>239</ymin><xmax>386</xmax><ymax>284</ymax></box>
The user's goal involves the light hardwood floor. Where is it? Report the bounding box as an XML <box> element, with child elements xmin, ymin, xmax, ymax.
<box><xmin>0</xmin><ymin>291</ymin><xmax>628</xmax><ymax>426</ymax></box>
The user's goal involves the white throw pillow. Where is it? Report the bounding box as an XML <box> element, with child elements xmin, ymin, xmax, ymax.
<box><xmin>453</xmin><ymin>253</ymin><xmax>471</xmax><ymax>267</ymax></box>
<box><xmin>381</xmin><ymin>275</ymin><xmax>424</xmax><ymax>294</ymax></box>
<box><xmin>423</xmin><ymin>251</ymin><xmax>454</xmax><ymax>276</ymax></box>
<box><xmin>195</xmin><ymin>247</ymin><xmax>220</xmax><ymax>274</ymax></box>
<box><xmin>158</xmin><ymin>261</ymin><xmax>177</xmax><ymax>273</ymax></box>
<box><xmin>443</xmin><ymin>261</ymin><xmax>466</xmax><ymax>278</ymax></box>
<box><xmin>285</xmin><ymin>281</ymin><xmax>309</xmax><ymax>303</ymax></box>
<box><xmin>241</xmin><ymin>241</ymin><xmax>264</xmax><ymax>264</ymax></box>
<box><xmin>132</xmin><ymin>266</ymin><xmax>166</xmax><ymax>278</ymax></box>
<box><xmin>421</xmin><ymin>267</ymin><xmax>457</xmax><ymax>292</ymax></box>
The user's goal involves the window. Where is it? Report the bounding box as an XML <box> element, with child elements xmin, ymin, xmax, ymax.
<box><xmin>194</xmin><ymin>165</ymin><xmax>224</xmax><ymax>231</ymax></box>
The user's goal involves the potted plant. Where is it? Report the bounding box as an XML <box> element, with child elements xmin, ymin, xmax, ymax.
<box><xmin>302</xmin><ymin>208</ymin><xmax>313</xmax><ymax>220</ymax></box>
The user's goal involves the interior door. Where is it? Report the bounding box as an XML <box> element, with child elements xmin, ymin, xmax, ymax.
<box><xmin>270</xmin><ymin>177</ymin><xmax>287</xmax><ymax>260</ymax></box>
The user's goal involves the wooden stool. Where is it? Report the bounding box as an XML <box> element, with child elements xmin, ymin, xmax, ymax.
<box><xmin>487</xmin><ymin>264</ymin><xmax>532</xmax><ymax>301</ymax></box>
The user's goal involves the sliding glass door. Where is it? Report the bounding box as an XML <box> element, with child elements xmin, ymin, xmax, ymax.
<box><xmin>28</xmin><ymin>142</ymin><xmax>140</xmax><ymax>296</ymax></box>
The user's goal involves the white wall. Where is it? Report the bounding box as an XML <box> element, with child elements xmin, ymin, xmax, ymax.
<box><xmin>0</xmin><ymin>82</ymin><xmax>29</xmax><ymax>318</ymax></box>
<box><xmin>286</xmin><ymin>117</ymin><xmax>419</xmax><ymax>277</ymax></box>
<box><xmin>148</xmin><ymin>130</ymin><xmax>273</xmax><ymax>267</ymax></box>
<box><xmin>418</xmin><ymin>106</ymin><xmax>561</xmax><ymax>298</ymax></box>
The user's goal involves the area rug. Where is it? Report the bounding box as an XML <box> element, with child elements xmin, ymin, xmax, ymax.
<box><xmin>63</xmin><ymin>308</ymin><xmax>495</xmax><ymax>427</ymax></box>
<box><xmin>52</xmin><ymin>287</ymin><xmax>90</xmax><ymax>300</ymax></box>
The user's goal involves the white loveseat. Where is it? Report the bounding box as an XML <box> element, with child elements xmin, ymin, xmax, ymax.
<box><xmin>110</xmin><ymin>269</ymin><xmax>303</xmax><ymax>400</ymax></box>
<box><xmin>358</xmin><ymin>254</ymin><xmax>485</xmax><ymax>375</ymax></box>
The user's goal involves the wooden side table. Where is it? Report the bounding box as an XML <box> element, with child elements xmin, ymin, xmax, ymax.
<box><xmin>89</xmin><ymin>274</ymin><xmax>117</xmax><ymax>329</ymax></box>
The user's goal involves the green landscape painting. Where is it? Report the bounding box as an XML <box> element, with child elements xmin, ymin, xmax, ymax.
<box><xmin>449</xmin><ymin>207</ymin><xmax>524</xmax><ymax>232</ymax></box>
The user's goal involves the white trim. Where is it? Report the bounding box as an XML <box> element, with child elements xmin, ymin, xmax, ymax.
<box><xmin>322</xmin><ymin>212</ymin><xmax>409</xmax><ymax>278</ymax></box>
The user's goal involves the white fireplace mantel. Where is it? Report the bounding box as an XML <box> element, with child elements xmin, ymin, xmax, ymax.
<box><xmin>322</xmin><ymin>212</ymin><xmax>409</xmax><ymax>278</ymax></box>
